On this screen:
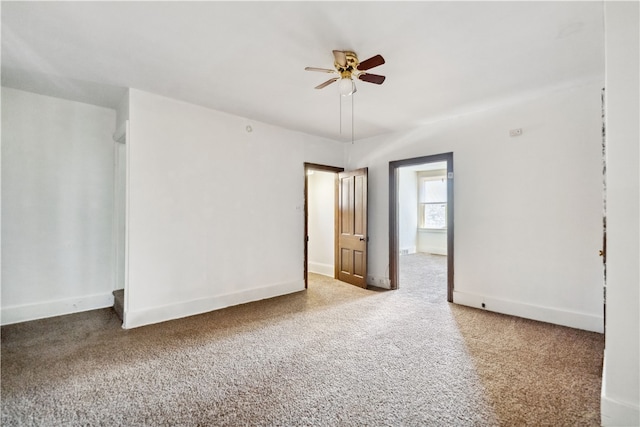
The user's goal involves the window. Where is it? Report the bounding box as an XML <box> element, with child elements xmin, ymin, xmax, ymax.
<box><xmin>419</xmin><ymin>175</ymin><xmax>447</xmax><ymax>229</ymax></box>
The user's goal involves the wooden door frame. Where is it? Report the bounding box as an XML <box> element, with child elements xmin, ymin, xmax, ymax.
<box><xmin>304</xmin><ymin>163</ymin><xmax>344</xmax><ymax>288</ymax></box>
<box><xmin>389</xmin><ymin>153</ymin><xmax>454</xmax><ymax>301</ymax></box>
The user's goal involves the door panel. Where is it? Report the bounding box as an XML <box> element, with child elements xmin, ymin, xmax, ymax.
<box><xmin>337</xmin><ymin>168</ymin><xmax>368</xmax><ymax>288</ymax></box>
<box><xmin>341</xmin><ymin>176</ymin><xmax>353</xmax><ymax>234</ymax></box>
<box><xmin>353</xmin><ymin>250</ymin><xmax>364</xmax><ymax>278</ymax></box>
<box><xmin>340</xmin><ymin>248</ymin><xmax>350</xmax><ymax>274</ymax></box>
<box><xmin>354</xmin><ymin>176</ymin><xmax>365</xmax><ymax>236</ymax></box>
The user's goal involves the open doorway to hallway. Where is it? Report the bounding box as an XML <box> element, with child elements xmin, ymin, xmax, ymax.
<box><xmin>304</xmin><ymin>163</ymin><xmax>343</xmax><ymax>288</ymax></box>
<box><xmin>307</xmin><ymin>169</ymin><xmax>337</xmax><ymax>277</ymax></box>
<box><xmin>389</xmin><ymin>153</ymin><xmax>454</xmax><ymax>301</ymax></box>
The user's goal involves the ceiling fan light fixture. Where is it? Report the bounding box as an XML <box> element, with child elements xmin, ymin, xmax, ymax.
<box><xmin>338</xmin><ymin>77</ymin><xmax>356</xmax><ymax>96</ymax></box>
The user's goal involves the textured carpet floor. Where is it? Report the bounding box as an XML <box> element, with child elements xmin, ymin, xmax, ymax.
<box><xmin>1</xmin><ymin>254</ymin><xmax>603</xmax><ymax>426</ymax></box>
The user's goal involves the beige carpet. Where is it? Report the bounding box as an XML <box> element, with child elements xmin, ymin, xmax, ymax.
<box><xmin>401</xmin><ymin>253</ymin><xmax>603</xmax><ymax>426</ymax></box>
<box><xmin>1</xmin><ymin>253</ymin><xmax>603</xmax><ymax>426</ymax></box>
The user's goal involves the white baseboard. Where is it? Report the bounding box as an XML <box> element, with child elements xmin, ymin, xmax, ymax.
<box><xmin>1</xmin><ymin>292</ymin><xmax>115</xmax><ymax>326</ymax></box>
<box><xmin>602</xmin><ymin>395</ymin><xmax>640</xmax><ymax>426</ymax></box>
<box><xmin>601</xmin><ymin>353</ymin><xmax>640</xmax><ymax>426</ymax></box>
<box><xmin>453</xmin><ymin>290</ymin><xmax>604</xmax><ymax>333</ymax></box>
<box><xmin>309</xmin><ymin>262</ymin><xmax>334</xmax><ymax>277</ymax></box>
<box><xmin>123</xmin><ymin>279</ymin><xmax>304</xmax><ymax>329</ymax></box>
<box><xmin>418</xmin><ymin>246</ymin><xmax>447</xmax><ymax>256</ymax></box>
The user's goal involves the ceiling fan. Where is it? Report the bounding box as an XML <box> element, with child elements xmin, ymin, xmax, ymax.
<box><xmin>305</xmin><ymin>50</ymin><xmax>386</xmax><ymax>96</ymax></box>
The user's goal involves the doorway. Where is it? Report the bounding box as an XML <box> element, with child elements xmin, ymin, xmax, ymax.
<box><xmin>389</xmin><ymin>153</ymin><xmax>454</xmax><ymax>301</ymax></box>
<box><xmin>304</xmin><ymin>163</ymin><xmax>344</xmax><ymax>288</ymax></box>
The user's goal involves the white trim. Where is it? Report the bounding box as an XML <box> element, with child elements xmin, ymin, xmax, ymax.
<box><xmin>112</xmin><ymin>142</ymin><xmax>125</xmax><ymax>294</ymax></box>
<box><xmin>453</xmin><ymin>290</ymin><xmax>604</xmax><ymax>333</ymax></box>
<box><xmin>1</xmin><ymin>293</ymin><xmax>115</xmax><ymax>326</ymax></box>
<box><xmin>112</xmin><ymin>142</ymin><xmax>118</xmax><ymax>292</ymax></box>
<box><xmin>123</xmin><ymin>279</ymin><xmax>304</xmax><ymax>329</ymax></box>
<box><xmin>309</xmin><ymin>262</ymin><xmax>335</xmax><ymax>277</ymax></box>
<box><xmin>601</xmin><ymin>354</ymin><xmax>640</xmax><ymax>426</ymax></box>
<box><xmin>124</xmin><ymin>119</ymin><xmax>130</xmax><ymax>316</ymax></box>
<box><xmin>112</xmin><ymin>121</ymin><xmax>126</xmax><ymax>143</ymax></box>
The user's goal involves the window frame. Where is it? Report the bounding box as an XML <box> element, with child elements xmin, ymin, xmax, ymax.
<box><xmin>417</xmin><ymin>172</ymin><xmax>448</xmax><ymax>230</ymax></box>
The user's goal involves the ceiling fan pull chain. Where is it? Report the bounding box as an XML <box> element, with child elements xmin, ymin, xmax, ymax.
<box><xmin>352</xmin><ymin>93</ymin><xmax>355</xmax><ymax>145</ymax></box>
<box><xmin>339</xmin><ymin>94</ymin><xmax>343</xmax><ymax>135</ymax></box>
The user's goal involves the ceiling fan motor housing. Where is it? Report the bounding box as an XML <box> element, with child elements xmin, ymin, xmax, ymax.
<box><xmin>335</xmin><ymin>51</ymin><xmax>359</xmax><ymax>79</ymax></box>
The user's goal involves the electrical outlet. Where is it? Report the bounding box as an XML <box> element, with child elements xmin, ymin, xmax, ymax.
<box><xmin>509</xmin><ymin>128</ymin><xmax>523</xmax><ymax>137</ymax></box>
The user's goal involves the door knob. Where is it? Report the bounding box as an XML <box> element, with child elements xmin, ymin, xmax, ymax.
<box><xmin>359</xmin><ymin>237</ymin><xmax>366</xmax><ymax>241</ymax></box>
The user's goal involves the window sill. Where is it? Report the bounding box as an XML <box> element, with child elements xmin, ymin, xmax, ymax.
<box><xmin>418</xmin><ymin>228</ymin><xmax>447</xmax><ymax>233</ymax></box>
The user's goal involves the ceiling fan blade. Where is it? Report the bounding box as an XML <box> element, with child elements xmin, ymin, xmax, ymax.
<box><xmin>333</xmin><ymin>50</ymin><xmax>347</xmax><ymax>67</ymax></box>
<box><xmin>358</xmin><ymin>73</ymin><xmax>386</xmax><ymax>85</ymax></box>
<box><xmin>305</xmin><ymin>67</ymin><xmax>337</xmax><ymax>73</ymax></box>
<box><xmin>357</xmin><ymin>54</ymin><xmax>385</xmax><ymax>71</ymax></box>
<box><xmin>315</xmin><ymin>77</ymin><xmax>339</xmax><ymax>89</ymax></box>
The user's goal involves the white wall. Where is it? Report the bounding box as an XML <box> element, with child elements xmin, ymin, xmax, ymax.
<box><xmin>398</xmin><ymin>168</ymin><xmax>417</xmax><ymax>254</ymax></box>
<box><xmin>124</xmin><ymin>89</ymin><xmax>343</xmax><ymax>328</ymax></box>
<box><xmin>308</xmin><ymin>170</ymin><xmax>335</xmax><ymax>276</ymax></box>
<box><xmin>1</xmin><ymin>87</ymin><xmax>116</xmax><ymax>324</ymax></box>
<box><xmin>346</xmin><ymin>81</ymin><xmax>604</xmax><ymax>332</ymax></box>
<box><xmin>417</xmin><ymin>229</ymin><xmax>447</xmax><ymax>255</ymax></box>
<box><xmin>601</xmin><ymin>2</ymin><xmax>640</xmax><ymax>425</ymax></box>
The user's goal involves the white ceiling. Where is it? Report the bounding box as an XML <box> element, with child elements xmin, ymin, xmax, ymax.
<box><xmin>1</xmin><ymin>1</ymin><xmax>605</xmax><ymax>142</ymax></box>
